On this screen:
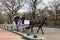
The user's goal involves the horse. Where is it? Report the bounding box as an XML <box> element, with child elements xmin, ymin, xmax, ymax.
<box><xmin>25</xmin><ymin>18</ymin><xmax>47</xmax><ymax>35</ymax></box>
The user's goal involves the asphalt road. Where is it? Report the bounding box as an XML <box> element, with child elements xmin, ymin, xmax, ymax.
<box><xmin>18</xmin><ymin>26</ymin><xmax>60</xmax><ymax>40</ymax></box>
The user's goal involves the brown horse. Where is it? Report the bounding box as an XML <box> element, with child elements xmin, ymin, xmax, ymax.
<box><xmin>25</xmin><ymin>18</ymin><xmax>47</xmax><ymax>35</ymax></box>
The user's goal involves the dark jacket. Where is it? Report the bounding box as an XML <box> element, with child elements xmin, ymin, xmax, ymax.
<box><xmin>21</xmin><ymin>17</ymin><xmax>26</xmax><ymax>24</ymax></box>
<box><xmin>14</xmin><ymin>16</ymin><xmax>20</xmax><ymax>24</ymax></box>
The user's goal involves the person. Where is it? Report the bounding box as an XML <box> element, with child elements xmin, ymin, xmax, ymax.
<box><xmin>21</xmin><ymin>15</ymin><xmax>26</xmax><ymax>24</ymax></box>
<box><xmin>13</xmin><ymin>15</ymin><xmax>20</xmax><ymax>31</ymax></box>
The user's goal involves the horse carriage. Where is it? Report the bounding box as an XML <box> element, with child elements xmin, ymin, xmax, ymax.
<box><xmin>12</xmin><ymin>16</ymin><xmax>30</xmax><ymax>32</ymax></box>
<box><xmin>13</xmin><ymin>16</ymin><xmax>47</xmax><ymax>35</ymax></box>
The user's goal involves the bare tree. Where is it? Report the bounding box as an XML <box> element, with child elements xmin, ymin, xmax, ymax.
<box><xmin>5</xmin><ymin>0</ymin><xmax>26</xmax><ymax>16</ymax></box>
<box><xmin>0</xmin><ymin>13</ymin><xmax>3</xmax><ymax>23</ymax></box>
<box><xmin>49</xmin><ymin>0</ymin><xmax>60</xmax><ymax>25</ymax></box>
<box><xmin>26</xmin><ymin>0</ymin><xmax>43</xmax><ymax>19</ymax></box>
<box><xmin>4</xmin><ymin>0</ymin><xmax>25</xmax><ymax>23</ymax></box>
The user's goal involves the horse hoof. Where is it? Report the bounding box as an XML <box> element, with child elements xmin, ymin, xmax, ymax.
<box><xmin>42</xmin><ymin>33</ymin><xmax>44</xmax><ymax>35</ymax></box>
<box><xmin>31</xmin><ymin>31</ymin><xmax>33</xmax><ymax>33</ymax></box>
<box><xmin>27</xmin><ymin>33</ymin><xmax>30</xmax><ymax>36</ymax></box>
<box><xmin>33</xmin><ymin>35</ymin><xmax>37</xmax><ymax>38</ymax></box>
<box><xmin>37</xmin><ymin>31</ymin><xmax>38</xmax><ymax>34</ymax></box>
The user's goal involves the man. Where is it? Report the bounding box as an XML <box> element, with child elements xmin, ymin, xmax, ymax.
<box><xmin>13</xmin><ymin>15</ymin><xmax>20</xmax><ymax>31</ymax></box>
<box><xmin>21</xmin><ymin>15</ymin><xmax>26</xmax><ymax>31</ymax></box>
<box><xmin>21</xmin><ymin>15</ymin><xmax>26</xmax><ymax>24</ymax></box>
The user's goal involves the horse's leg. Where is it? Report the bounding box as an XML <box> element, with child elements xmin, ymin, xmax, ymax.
<box><xmin>37</xmin><ymin>27</ymin><xmax>40</xmax><ymax>33</ymax></box>
<box><xmin>31</xmin><ymin>26</ymin><xmax>33</xmax><ymax>33</ymax></box>
<box><xmin>40</xmin><ymin>27</ymin><xmax>44</xmax><ymax>35</ymax></box>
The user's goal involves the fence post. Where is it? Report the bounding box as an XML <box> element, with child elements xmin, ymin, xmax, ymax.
<box><xmin>17</xmin><ymin>26</ymin><xmax>19</xmax><ymax>32</ymax></box>
<box><xmin>11</xmin><ymin>26</ymin><xmax>13</xmax><ymax>31</ymax></box>
<box><xmin>4</xmin><ymin>25</ymin><xmax>5</xmax><ymax>29</ymax></box>
<box><xmin>7</xmin><ymin>26</ymin><xmax>8</xmax><ymax>30</ymax></box>
<box><xmin>2</xmin><ymin>24</ymin><xmax>3</xmax><ymax>28</ymax></box>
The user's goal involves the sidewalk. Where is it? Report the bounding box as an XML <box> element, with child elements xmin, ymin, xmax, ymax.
<box><xmin>0</xmin><ymin>28</ymin><xmax>24</xmax><ymax>40</ymax></box>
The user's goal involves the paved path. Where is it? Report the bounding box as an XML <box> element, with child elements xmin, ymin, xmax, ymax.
<box><xmin>29</xmin><ymin>27</ymin><xmax>60</xmax><ymax>40</ymax></box>
<box><xmin>18</xmin><ymin>26</ymin><xmax>60</xmax><ymax>40</ymax></box>
<box><xmin>0</xmin><ymin>28</ymin><xmax>24</xmax><ymax>40</ymax></box>
<box><xmin>43</xmin><ymin>27</ymin><xmax>60</xmax><ymax>40</ymax></box>
<box><xmin>13</xmin><ymin>25</ymin><xmax>60</xmax><ymax>40</ymax></box>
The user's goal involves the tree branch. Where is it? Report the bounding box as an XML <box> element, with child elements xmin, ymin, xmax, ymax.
<box><xmin>36</xmin><ymin>0</ymin><xmax>42</xmax><ymax>4</ymax></box>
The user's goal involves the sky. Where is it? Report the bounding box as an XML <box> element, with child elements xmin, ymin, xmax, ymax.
<box><xmin>0</xmin><ymin>0</ymin><xmax>53</xmax><ymax>13</ymax></box>
<box><xmin>18</xmin><ymin>0</ymin><xmax>53</xmax><ymax>13</ymax></box>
